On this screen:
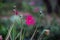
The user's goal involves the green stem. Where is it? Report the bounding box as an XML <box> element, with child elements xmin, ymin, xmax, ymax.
<box><xmin>37</xmin><ymin>30</ymin><xmax>46</xmax><ymax>40</ymax></box>
<box><xmin>10</xmin><ymin>34</ymin><xmax>12</xmax><ymax>40</ymax></box>
<box><xmin>12</xmin><ymin>26</ymin><xmax>16</xmax><ymax>40</ymax></box>
<box><xmin>22</xmin><ymin>29</ymin><xmax>25</xmax><ymax>40</ymax></box>
<box><xmin>15</xmin><ymin>28</ymin><xmax>24</xmax><ymax>40</ymax></box>
<box><xmin>20</xmin><ymin>28</ymin><xmax>23</xmax><ymax>40</ymax></box>
<box><xmin>15</xmin><ymin>32</ymin><xmax>20</xmax><ymax>40</ymax></box>
<box><xmin>5</xmin><ymin>23</ymin><xmax>14</xmax><ymax>40</ymax></box>
<box><xmin>30</xmin><ymin>27</ymin><xmax>37</xmax><ymax>40</ymax></box>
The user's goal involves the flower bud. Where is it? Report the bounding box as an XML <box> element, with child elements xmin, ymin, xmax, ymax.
<box><xmin>0</xmin><ymin>35</ymin><xmax>3</xmax><ymax>40</ymax></box>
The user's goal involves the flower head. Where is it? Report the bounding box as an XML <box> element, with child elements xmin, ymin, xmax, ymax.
<box><xmin>44</xmin><ymin>29</ymin><xmax>50</xmax><ymax>36</ymax></box>
<box><xmin>24</xmin><ymin>14</ymin><xmax>36</xmax><ymax>26</ymax></box>
<box><xmin>13</xmin><ymin>5</ymin><xmax>16</xmax><ymax>8</ymax></box>
<box><xmin>0</xmin><ymin>35</ymin><xmax>3</xmax><ymax>40</ymax></box>
<box><xmin>13</xmin><ymin>9</ymin><xmax>19</xmax><ymax>15</ymax></box>
<box><xmin>10</xmin><ymin>15</ymin><xmax>21</xmax><ymax>23</ymax></box>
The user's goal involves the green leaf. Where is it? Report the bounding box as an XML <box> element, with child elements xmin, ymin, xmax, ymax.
<box><xmin>11</xmin><ymin>25</ymin><xmax>17</xmax><ymax>40</ymax></box>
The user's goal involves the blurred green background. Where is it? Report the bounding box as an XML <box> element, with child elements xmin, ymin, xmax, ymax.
<box><xmin>0</xmin><ymin>0</ymin><xmax>60</xmax><ymax>40</ymax></box>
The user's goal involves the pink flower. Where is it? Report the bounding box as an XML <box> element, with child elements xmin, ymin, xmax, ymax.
<box><xmin>24</xmin><ymin>14</ymin><xmax>36</xmax><ymax>26</ymax></box>
<box><xmin>29</xmin><ymin>1</ymin><xmax>35</xmax><ymax>6</ymax></box>
<box><xmin>13</xmin><ymin>9</ymin><xmax>19</xmax><ymax>15</ymax></box>
<box><xmin>0</xmin><ymin>35</ymin><xmax>3</xmax><ymax>40</ymax></box>
<box><xmin>33</xmin><ymin>7</ymin><xmax>40</xmax><ymax>13</ymax></box>
<box><xmin>15</xmin><ymin>10</ymin><xmax>19</xmax><ymax>15</ymax></box>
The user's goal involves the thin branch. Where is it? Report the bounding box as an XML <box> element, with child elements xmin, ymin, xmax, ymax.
<box><xmin>30</xmin><ymin>27</ymin><xmax>37</xmax><ymax>40</ymax></box>
<box><xmin>37</xmin><ymin>30</ymin><xmax>46</xmax><ymax>40</ymax></box>
<box><xmin>10</xmin><ymin>34</ymin><xmax>12</xmax><ymax>40</ymax></box>
<box><xmin>20</xmin><ymin>28</ymin><xmax>23</xmax><ymax>40</ymax></box>
<box><xmin>5</xmin><ymin>23</ymin><xmax>14</xmax><ymax>40</ymax></box>
<box><xmin>15</xmin><ymin>32</ymin><xmax>20</xmax><ymax>40</ymax></box>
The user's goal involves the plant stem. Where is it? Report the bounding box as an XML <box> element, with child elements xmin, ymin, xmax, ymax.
<box><xmin>12</xmin><ymin>27</ymin><xmax>15</xmax><ymax>40</ymax></box>
<box><xmin>15</xmin><ymin>28</ymin><xmax>24</xmax><ymax>40</ymax></box>
<box><xmin>15</xmin><ymin>32</ymin><xmax>20</xmax><ymax>40</ymax></box>
<box><xmin>30</xmin><ymin>27</ymin><xmax>37</xmax><ymax>40</ymax></box>
<box><xmin>5</xmin><ymin>23</ymin><xmax>14</xmax><ymax>40</ymax></box>
<box><xmin>20</xmin><ymin>18</ymin><xmax>23</xmax><ymax>40</ymax></box>
<box><xmin>37</xmin><ymin>30</ymin><xmax>45</xmax><ymax>40</ymax></box>
<box><xmin>10</xmin><ymin>34</ymin><xmax>12</xmax><ymax>40</ymax></box>
<box><xmin>20</xmin><ymin>28</ymin><xmax>23</xmax><ymax>40</ymax></box>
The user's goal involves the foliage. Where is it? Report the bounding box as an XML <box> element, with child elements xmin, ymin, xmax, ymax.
<box><xmin>0</xmin><ymin>1</ymin><xmax>60</xmax><ymax>40</ymax></box>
